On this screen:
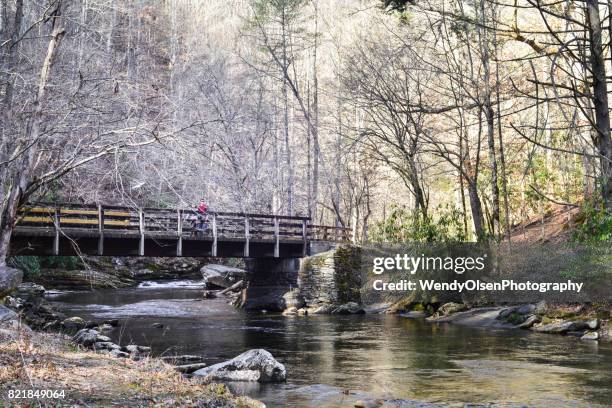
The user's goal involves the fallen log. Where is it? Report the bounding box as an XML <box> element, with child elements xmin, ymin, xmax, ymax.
<box><xmin>219</xmin><ymin>280</ymin><xmax>244</xmax><ymax>296</ymax></box>
<box><xmin>174</xmin><ymin>363</ymin><xmax>208</xmax><ymax>374</ymax></box>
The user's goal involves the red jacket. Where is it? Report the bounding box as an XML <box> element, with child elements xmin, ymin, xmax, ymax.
<box><xmin>197</xmin><ymin>202</ymin><xmax>208</xmax><ymax>214</ymax></box>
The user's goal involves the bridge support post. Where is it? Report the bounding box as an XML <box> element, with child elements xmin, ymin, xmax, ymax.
<box><xmin>211</xmin><ymin>213</ymin><xmax>217</xmax><ymax>257</ymax></box>
<box><xmin>274</xmin><ymin>217</ymin><xmax>279</xmax><ymax>258</ymax></box>
<box><xmin>302</xmin><ymin>219</ymin><xmax>308</xmax><ymax>256</ymax></box>
<box><xmin>97</xmin><ymin>205</ymin><xmax>104</xmax><ymax>255</ymax></box>
<box><xmin>138</xmin><ymin>210</ymin><xmax>145</xmax><ymax>256</ymax></box>
<box><xmin>176</xmin><ymin>209</ymin><xmax>183</xmax><ymax>256</ymax></box>
<box><xmin>53</xmin><ymin>207</ymin><xmax>60</xmax><ymax>255</ymax></box>
<box><xmin>244</xmin><ymin>217</ymin><xmax>250</xmax><ymax>257</ymax></box>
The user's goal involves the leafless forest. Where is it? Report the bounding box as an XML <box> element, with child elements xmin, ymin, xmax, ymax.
<box><xmin>1</xmin><ymin>0</ymin><xmax>611</xmax><ymax>260</ymax></box>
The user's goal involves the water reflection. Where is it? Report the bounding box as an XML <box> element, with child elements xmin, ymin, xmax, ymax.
<box><xmin>48</xmin><ymin>283</ymin><xmax>612</xmax><ymax>407</ymax></box>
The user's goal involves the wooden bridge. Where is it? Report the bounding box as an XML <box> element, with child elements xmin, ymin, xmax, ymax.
<box><xmin>10</xmin><ymin>204</ymin><xmax>351</xmax><ymax>259</ymax></box>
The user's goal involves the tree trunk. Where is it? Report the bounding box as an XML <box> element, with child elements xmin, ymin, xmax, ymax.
<box><xmin>0</xmin><ymin>1</ymin><xmax>65</xmax><ymax>264</ymax></box>
<box><xmin>586</xmin><ymin>0</ymin><xmax>612</xmax><ymax>209</ymax></box>
<box><xmin>467</xmin><ymin>179</ymin><xmax>485</xmax><ymax>240</ymax></box>
<box><xmin>479</xmin><ymin>0</ymin><xmax>500</xmax><ymax>234</ymax></box>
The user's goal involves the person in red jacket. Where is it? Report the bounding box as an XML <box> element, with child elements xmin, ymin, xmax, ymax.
<box><xmin>196</xmin><ymin>199</ymin><xmax>208</xmax><ymax>235</ymax></box>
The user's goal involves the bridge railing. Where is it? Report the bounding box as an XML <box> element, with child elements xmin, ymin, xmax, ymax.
<box><xmin>310</xmin><ymin>224</ymin><xmax>352</xmax><ymax>242</ymax></box>
<box><xmin>17</xmin><ymin>204</ymin><xmax>315</xmax><ymax>239</ymax></box>
<box><xmin>16</xmin><ymin>204</ymin><xmax>352</xmax><ymax>257</ymax></box>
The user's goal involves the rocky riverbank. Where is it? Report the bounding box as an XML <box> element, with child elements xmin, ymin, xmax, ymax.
<box><xmin>0</xmin><ymin>316</ymin><xmax>264</xmax><ymax>407</ymax></box>
<box><xmin>397</xmin><ymin>300</ymin><xmax>611</xmax><ymax>343</ymax></box>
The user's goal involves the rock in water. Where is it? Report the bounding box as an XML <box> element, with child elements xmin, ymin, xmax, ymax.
<box><xmin>0</xmin><ymin>266</ymin><xmax>23</xmax><ymax>298</ymax></box>
<box><xmin>437</xmin><ymin>302</ymin><xmax>467</xmax><ymax>316</ymax></box>
<box><xmin>581</xmin><ymin>331</ymin><xmax>599</xmax><ymax>341</ymax></box>
<box><xmin>192</xmin><ymin>349</ymin><xmax>286</xmax><ymax>382</ymax></box>
<box><xmin>332</xmin><ymin>302</ymin><xmax>365</xmax><ymax>315</ymax></box>
<box><xmin>516</xmin><ymin>304</ymin><xmax>536</xmax><ymax>315</ymax></box>
<box><xmin>200</xmin><ymin>264</ymin><xmax>246</xmax><ymax>289</ymax></box>
<box><xmin>533</xmin><ymin>320</ymin><xmax>590</xmax><ymax>334</ymax></box>
<box><xmin>61</xmin><ymin>316</ymin><xmax>86</xmax><ymax>331</ymax></box>
<box><xmin>14</xmin><ymin>282</ymin><xmax>45</xmax><ymax>301</ymax></box>
<box><xmin>516</xmin><ymin>314</ymin><xmax>540</xmax><ymax>329</ymax></box>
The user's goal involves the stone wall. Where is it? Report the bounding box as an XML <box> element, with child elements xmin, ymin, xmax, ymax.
<box><xmin>298</xmin><ymin>245</ymin><xmax>362</xmax><ymax>308</ymax></box>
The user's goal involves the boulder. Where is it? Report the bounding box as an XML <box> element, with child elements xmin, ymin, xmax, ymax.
<box><xmin>534</xmin><ymin>300</ymin><xmax>547</xmax><ymax>315</ymax></box>
<box><xmin>297</xmin><ymin>308</ymin><xmax>308</xmax><ymax>316</ymax></box>
<box><xmin>516</xmin><ymin>314</ymin><xmax>540</xmax><ymax>329</ymax></box>
<box><xmin>97</xmin><ymin>323</ymin><xmax>114</xmax><ymax>332</ymax></box>
<box><xmin>533</xmin><ymin>320</ymin><xmax>590</xmax><ymax>334</ymax></box>
<box><xmin>110</xmin><ymin>349</ymin><xmax>130</xmax><ymax>358</ymax></box>
<box><xmin>200</xmin><ymin>264</ymin><xmax>246</xmax><ymax>289</ymax></box>
<box><xmin>193</xmin><ymin>349</ymin><xmax>286</xmax><ymax>382</ymax></box>
<box><xmin>498</xmin><ymin>307</ymin><xmax>518</xmax><ymax>319</ymax></box>
<box><xmin>586</xmin><ymin>319</ymin><xmax>599</xmax><ymax>330</ymax></box>
<box><xmin>94</xmin><ymin>341</ymin><xmax>121</xmax><ymax>351</ymax></box>
<box><xmin>437</xmin><ymin>302</ymin><xmax>467</xmax><ymax>317</ymax></box>
<box><xmin>0</xmin><ymin>266</ymin><xmax>23</xmax><ymax>298</ymax></box>
<box><xmin>282</xmin><ymin>289</ymin><xmax>305</xmax><ymax>309</ymax></box>
<box><xmin>516</xmin><ymin>304</ymin><xmax>536</xmax><ymax>315</ymax></box>
<box><xmin>581</xmin><ymin>331</ymin><xmax>599</xmax><ymax>341</ymax></box>
<box><xmin>123</xmin><ymin>344</ymin><xmax>150</xmax><ymax>354</ymax></box>
<box><xmin>14</xmin><ymin>282</ymin><xmax>45</xmax><ymax>301</ymax></box>
<box><xmin>282</xmin><ymin>307</ymin><xmax>298</xmax><ymax>316</ymax></box>
<box><xmin>0</xmin><ymin>304</ymin><xmax>18</xmax><ymax>323</ymax></box>
<box><xmin>72</xmin><ymin>329</ymin><xmax>101</xmax><ymax>347</ymax></box>
<box><xmin>332</xmin><ymin>302</ymin><xmax>365</xmax><ymax>315</ymax></box>
<box><xmin>61</xmin><ymin>316</ymin><xmax>86</xmax><ymax>331</ymax></box>
<box><xmin>4</xmin><ymin>295</ymin><xmax>24</xmax><ymax>310</ymax></box>
<box><xmin>72</xmin><ymin>329</ymin><xmax>111</xmax><ymax>347</ymax></box>
<box><xmin>308</xmin><ymin>304</ymin><xmax>335</xmax><ymax>315</ymax></box>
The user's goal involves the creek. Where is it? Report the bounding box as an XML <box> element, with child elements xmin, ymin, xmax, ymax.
<box><xmin>47</xmin><ymin>280</ymin><xmax>612</xmax><ymax>407</ymax></box>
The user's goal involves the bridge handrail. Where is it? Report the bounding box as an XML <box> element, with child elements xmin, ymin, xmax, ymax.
<box><xmin>21</xmin><ymin>202</ymin><xmax>311</xmax><ymax>221</ymax></box>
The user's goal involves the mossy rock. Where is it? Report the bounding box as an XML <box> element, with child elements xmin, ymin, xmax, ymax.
<box><xmin>505</xmin><ymin>312</ymin><xmax>526</xmax><ymax>325</ymax></box>
<box><xmin>410</xmin><ymin>303</ymin><xmax>425</xmax><ymax>312</ymax></box>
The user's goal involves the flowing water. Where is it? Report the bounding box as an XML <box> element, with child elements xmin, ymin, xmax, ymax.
<box><xmin>47</xmin><ymin>281</ymin><xmax>612</xmax><ymax>408</ymax></box>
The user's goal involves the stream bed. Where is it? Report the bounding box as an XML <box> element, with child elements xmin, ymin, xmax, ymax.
<box><xmin>47</xmin><ymin>280</ymin><xmax>612</xmax><ymax>408</ymax></box>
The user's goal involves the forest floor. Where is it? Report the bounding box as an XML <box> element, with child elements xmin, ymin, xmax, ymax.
<box><xmin>508</xmin><ymin>204</ymin><xmax>580</xmax><ymax>244</ymax></box>
<box><xmin>0</xmin><ymin>321</ymin><xmax>263</xmax><ymax>408</ymax></box>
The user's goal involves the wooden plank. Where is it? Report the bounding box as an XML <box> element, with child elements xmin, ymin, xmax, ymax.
<box><xmin>21</xmin><ymin>207</ymin><xmax>131</xmax><ymax>217</ymax></box>
<box><xmin>20</xmin><ymin>216</ymin><xmax>131</xmax><ymax>227</ymax></box>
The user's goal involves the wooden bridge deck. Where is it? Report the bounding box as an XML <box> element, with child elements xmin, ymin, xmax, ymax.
<box><xmin>10</xmin><ymin>204</ymin><xmax>351</xmax><ymax>258</ymax></box>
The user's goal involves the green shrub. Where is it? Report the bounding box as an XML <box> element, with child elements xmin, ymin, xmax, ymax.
<box><xmin>573</xmin><ymin>201</ymin><xmax>612</xmax><ymax>243</ymax></box>
<box><xmin>8</xmin><ymin>256</ymin><xmax>41</xmax><ymax>280</ymax></box>
<box><xmin>370</xmin><ymin>204</ymin><xmax>466</xmax><ymax>243</ymax></box>
<box><xmin>7</xmin><ymin>256</ymin><xmax>84</xmax><ymax>280</ymax></box>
